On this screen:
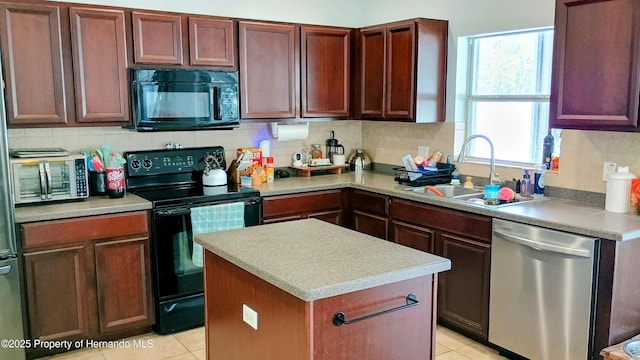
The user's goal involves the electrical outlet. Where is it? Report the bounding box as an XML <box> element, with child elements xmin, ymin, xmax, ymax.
<box><xmin>242</xmin><ymin>304</ymin><xmax>258</xmax><ymax>330</ymax></box>
<box><xmin>603</xmin><ymin>162</ymin><xmax>617</xmax><ymax>181</ymax></box>
<box><xmin>418</xmin><ymin>146</ymin><xmax>429</xmax><ymax>158</ymax></box>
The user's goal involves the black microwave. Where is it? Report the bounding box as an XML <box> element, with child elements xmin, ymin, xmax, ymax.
<box><xmin>130</xmin><ymin>69</ymin><xmax>240</xmax><ymax>131</ymax></box>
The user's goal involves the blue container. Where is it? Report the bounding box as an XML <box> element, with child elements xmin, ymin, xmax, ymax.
<box><xmin>484</xmin><ymin>184</ymin><xmax>500</xmax><ymax>205</ymax></box>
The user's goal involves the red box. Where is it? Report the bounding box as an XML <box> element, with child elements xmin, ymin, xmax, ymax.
<box><xmin>237</xmin><ymin>148</ymin><xmax>263</xmax><ymax>166</ymax></box>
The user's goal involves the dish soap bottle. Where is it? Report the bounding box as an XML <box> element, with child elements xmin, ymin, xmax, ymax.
<box><xmin>464</xmin><ymin>176</ymin><xmax>474</xmax><ymax>188</ymax></box>
<box><xmin>520</xmin><ymin>169</ymin><xmax>532</xmax><ymax>197</ymax></box>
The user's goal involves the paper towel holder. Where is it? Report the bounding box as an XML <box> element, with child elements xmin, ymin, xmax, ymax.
<box><xmin>271</xmin><ymin>122</ymin><xmax>309</xmax><ymax>141</ymax></box>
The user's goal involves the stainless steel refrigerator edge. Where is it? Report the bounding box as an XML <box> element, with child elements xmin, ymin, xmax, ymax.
<box><xmin>0</xmin><ymin>53</ymin><xmax>27</xmax><ymax>360</ymax></box>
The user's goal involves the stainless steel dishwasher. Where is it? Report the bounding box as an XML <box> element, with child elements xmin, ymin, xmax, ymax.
<box><xmin>489</xmin><ymin>219</ymin><xmax>597</xmax><ymax>360</ymax></box>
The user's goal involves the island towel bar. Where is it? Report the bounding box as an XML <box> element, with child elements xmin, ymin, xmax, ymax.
<box><xmin>332</xmin><ymin>293</ymin><xmax>419</xmax><ymax>326</ymax></box>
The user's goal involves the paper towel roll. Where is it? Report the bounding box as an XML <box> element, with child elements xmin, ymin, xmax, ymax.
<box><xmin>271</xmin><ymin>123</ymin><xmax>309</xmax><ymax>141</ymax></box>
<box><xmin>259</xmin><ymin>139</ymin><xmax>271</xmax><ymax>157</ymax></box>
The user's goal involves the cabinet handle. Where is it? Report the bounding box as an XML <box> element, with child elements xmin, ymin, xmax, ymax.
<box><xmin>332</xmin><ymin>293</ymin><xmax>419</xmax><ymax>326</ymax></box>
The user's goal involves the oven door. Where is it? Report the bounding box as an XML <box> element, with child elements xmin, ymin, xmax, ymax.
<box><xmin>151</xmin><ymin>197</ymin><xmax>260</xmax><ymax>334</ymax></box>
<box><xmin>151</xmin><ymin>197</ymin><xmax>261</xmax><ymax>301</ymax></box>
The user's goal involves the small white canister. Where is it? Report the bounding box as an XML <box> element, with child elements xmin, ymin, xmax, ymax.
<box><xmin>605</xmin><ymin>166</ymin><xmax>637</xmax><ymax>213</ymax></box>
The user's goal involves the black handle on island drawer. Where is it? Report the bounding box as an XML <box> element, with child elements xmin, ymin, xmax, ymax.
<box><xmin>332</xmin><ymin>293</ymin><xmax>419</xmax><ymax>327</ymax></box>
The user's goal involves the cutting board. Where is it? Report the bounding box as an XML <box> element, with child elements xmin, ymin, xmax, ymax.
<box><xmin>290</xmin><ymin>164</ymin><xmax>349</xmax><ymax>177</ymax></box>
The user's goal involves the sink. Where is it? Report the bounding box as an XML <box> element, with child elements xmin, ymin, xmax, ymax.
<box><xmin>457</xmin><ymin>192</ymin><xmax>539</xmax><ymax>208</ymax></box>
<box><xmin>404</xmin><ymin>185</ymin><xmax>540</xmax><ymax>208</ymax></box>
<box><xmin>404</xmin><ymin>185</ymin><xmax>484</xmax><ymax>198</ymax></box>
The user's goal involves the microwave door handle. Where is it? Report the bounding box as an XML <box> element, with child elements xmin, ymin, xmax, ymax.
<box><xmin>213</xmin><ymin>86</ymin><xmax>221</xmax><ymax>120</ymax></box>
<box><xmin>44</xmin><ymin>162</ymin><xmax>52</xmax><ymax>199</ymax></box>
<box><xmin>38</xmin><ymin>163</ymin><xmax>47</xmax><ymax>200</ymax></box>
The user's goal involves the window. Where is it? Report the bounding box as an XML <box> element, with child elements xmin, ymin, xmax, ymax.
<box><xmin>464</xmin><ymin>28</ymin><xmax>558</xmax><ymax>166</ymax></box>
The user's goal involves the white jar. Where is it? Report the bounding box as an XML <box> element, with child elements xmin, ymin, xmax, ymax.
<box><xmin>605</xmin><ymin>167</ymin><xmax>636</xmax><ymax>213</ymax></box>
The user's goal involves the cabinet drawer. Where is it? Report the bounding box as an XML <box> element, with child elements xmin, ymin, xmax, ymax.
<box><xmin>263</xmin><ymin>190</ymin><xmax>342</xmax><ymax>218</ymax></box>
<box><xmin>391</xmin><ymin>199</ymin><xmax>491</xmax><ymax>242</ymax></box>
<box><xmin>350</xmin><ymin>189</ymin><xmax>389</xmax><ymax>216</ymax></box>
<box><xmin>22</xmin><ymin>211</ymin><xmax>149</xmax><ymax>249</ymax></box>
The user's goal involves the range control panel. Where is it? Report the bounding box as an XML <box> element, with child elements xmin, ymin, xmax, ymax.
<box><xmin>124</xmin><ymin>147</ymin><xmax>226</xmax><ymax>177</ymax></box>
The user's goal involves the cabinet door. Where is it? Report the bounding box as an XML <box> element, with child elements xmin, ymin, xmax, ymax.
<box><xmin>301</xmin><ymin>26</ymin><xmax>350</xmax><ymax>118</ymax></box>
<box><xmin>132</xmin><ymin>12</ymin><xmax>183</xmax><ymax>65</ymax></box>
<box><xmin>353</xmin><ymin>210</ymin><xmax>388</xmax><ymax>240</ymax></box>
<box><xmin>24</xmin><ymin>246</ymin><xmax>89</xmax><ymax>341</ymax></box>
<box><xmin>390</xmin><ymin>219</ymin><xmax>435</xmax><ymax>253</ymax></box>
<box><xmin>550</xmin><ymin>0</ymin><xmax>640</xmax><ymax>131</ymax></box>
<box><xmin>358</xmin><ymin>26</ymin><xmax>385</xmax><ymax>118</ymax></box>
<box><xmin>0</xmin><ymin>3</ymin><xmax>71</xmax><ymax>126</ymax></box>
<box><xmin>70</xmin><ymin>7</ymin><xmax>129</xmax><ymax>124</ymax></box>
<box><xmin>385</xmin><ymin>21</ymin><xmax>415</xmax><ymax>120</ymax></box>
<box><xmin>94</xmin><ymin>237</ymin><xmax>153</xmax><ymax>334</ymax></box>
<box><xmin>309</xmin><ymin>209</ymin><xmax>342</xmax><ymax>225</ymax></box>
<box><xmin>436</xmin><ymin>232</ymin><xmax>490</xmax><ymax>340</ymax></box>
<box><xmin>239</xmin><ymin>21</ymin><xmax>299</xmax><ymax>119</ymax></box>
<box><xmin>188</xmin><ymin>17</ymin><xmax>235</xmax><ymax>67</ymax></box>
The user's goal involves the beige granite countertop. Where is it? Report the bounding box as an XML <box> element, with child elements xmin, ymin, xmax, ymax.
<box><xmin>253</xmin><ymin>171</ymin><xmax>640</xmax><ymax>241</ymax></box>
<box><xmin>14</xmin><ymin>193</ymin><xmax>152</xmax><ymax>223</ymax></box>
<box><xmin>195</xmin><ymin>218</ymin><xmax>451</xmax><ymax>301</ymax></box>
<box><xmin>15</xmin><ymin>170</ymin><xmax>640</xmax><ymax>241</ymax></box>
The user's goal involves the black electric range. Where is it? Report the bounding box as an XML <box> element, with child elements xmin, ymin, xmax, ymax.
<box><xmin>124</xmin><ymin>146</ymin><xmax>261</xmax><ymax>334</ymax></box>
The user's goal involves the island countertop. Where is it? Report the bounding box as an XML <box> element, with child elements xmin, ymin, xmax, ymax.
<box><xmin>195</xmin><ymin>218</ymin><xmax>451</xmax><ymax>301</ymax></box>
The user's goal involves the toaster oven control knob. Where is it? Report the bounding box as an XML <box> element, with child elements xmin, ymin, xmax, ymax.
<box><xmin>142</xmin><ymin>159</ymin><xmax>153</xmax><ymax>169</ymax></box>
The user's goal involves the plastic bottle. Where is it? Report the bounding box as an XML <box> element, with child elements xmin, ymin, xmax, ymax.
<box><xmin>450</xmin><ymin>170</ymin><xmax>461</xmax><ymax>186</ymax></box>
<box><xmin>106</xmin><ymin>152</ymin><xmax>125</xmax><ymax>198</ymax></box>
<box><xmin>266</xmin><ymin>157</ymin><xmax>275</xmax><ymax>183</ymax></box>
<box><xmin>533</xmin><ymin>164</ymin><xmax>546</xmax><ymax>198</ymax></box>
<box><xmin>520</xmin><ymin>169</ymin><xmax>531</xmax><ymax>197</ymax></box>
<box><xmin>542</xmin><ymin>131</ymin><xmax>554</xmax><ymax>169</ymax></box>
<box><xmin>463</xmin><ymin>176</ymin><xmax>474</xmax><ymax>188</ymax></box>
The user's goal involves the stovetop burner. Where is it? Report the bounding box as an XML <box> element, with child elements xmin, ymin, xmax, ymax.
<box><xmin>124</xmin><ymin>146</ymin><xmax>259</xmax><ymax>207</ymax></box>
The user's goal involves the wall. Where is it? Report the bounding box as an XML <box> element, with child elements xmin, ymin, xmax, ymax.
<box><xmin>12</xmin><ymin>0</ymin><xmax>638</xmax><ymax>194</ymax></box>
<box><xmin>47</xmin><ymin>0</ymin><xmax>366</xmax><ymax>27</ymax></box>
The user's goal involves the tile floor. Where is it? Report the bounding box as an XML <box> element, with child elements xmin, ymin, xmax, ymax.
<box><xmin>42</xmin><ymin>325</ymin><xmax>507</xmax><ymax>360</ymax></box>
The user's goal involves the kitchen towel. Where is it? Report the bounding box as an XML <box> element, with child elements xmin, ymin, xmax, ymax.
<box><xmin>190</xmin><ymin>202</ymin><xmax>245</xmax><ymax>267</ymax></box>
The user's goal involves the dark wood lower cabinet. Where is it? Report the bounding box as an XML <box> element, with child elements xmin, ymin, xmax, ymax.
<box><xmin>23</xmin><ymin>246</ymin><xmax>90</xmax><ymax>341</ymax></box>
<box><xmin>95</xmin><ymin>237</ymin><xmax>153</xmax><ymax>334</ymax></box>
<box><xmin>20</xmin><ymin>211</ymin><xmax>153</xmax><ymax>359</ymax></box>
<box><xmin>436</xmin><ymin>232</ymin><xmax>490</xmax><ymax>340</ymax></box>
<box><xmin>371</xmin><ymin>195</ymin><xmax>492</xmax><ymax>340</ymax></box>
<box><xmin>349</xmin><ymin>189</ymin><xmax>389</xmax><ymax>239</ymax></box>
<box><xmin>391</xmin><ymin>219</ymin><xmax>435</xmax><ymax>253</ymax></box>
<box><xmin>262</xmin><ymin>189</ymin><xmax>345</xmax><ymax>225</ymax></box>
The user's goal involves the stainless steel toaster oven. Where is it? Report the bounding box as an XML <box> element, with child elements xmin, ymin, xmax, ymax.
<box><xmin>10</xmin><ymin>155</ymin><xmax>89</xmax><ymax>205</ymax></box>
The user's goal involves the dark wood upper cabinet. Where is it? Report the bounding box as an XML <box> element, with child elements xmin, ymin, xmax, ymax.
<box><xmin>357</xmin><ymin>18</ymin><xmax>448</xmax><ymax>122</ymax></box>
<box><xmin>550</xmin><ymin>0</ymin><xmax>640</xmax><ymax>131</ymax></box>
<box><xmin>70</xmin><ymin>7</ymin><xmax>129</xmax><ymax>124</ymax></box>
<box><xmin>358</xmin><ymin>27</ymin><xmax>385</xmax><ymax>118</ymax></box>
<box><xmin>188</xmin><ymin>17</ymin><xmax>235</xmax><ymax>67</ymax></box>
<box><xmin>132</xmin><ymin>11</ymin><xmax>183</xmax><ymax>65</ymax></box>
<box><xmin>300</xmin><ymin>26</ymin><xmax>351</xmax><ymax>118</ymax></box>
<box><xmin>239</xmin><ymin>21</ymin><xmax>299</xmax><ymax>119</ymax></box>
<box><xmin>0</xmin><ymin>3</ymin><xmax>72</xmax><ymax>126</ymax></box>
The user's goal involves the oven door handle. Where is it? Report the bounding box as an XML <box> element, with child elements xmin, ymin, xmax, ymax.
<box><xmin>156</xmin><ymin>208</ymin><xmax>191</xmax><ymax>217</ymax></box>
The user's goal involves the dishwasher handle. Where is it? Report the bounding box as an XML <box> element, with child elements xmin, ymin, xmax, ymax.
<box><xmin>493</xmin><ymin>229</ymin><xmax>591</xmax><ymax>258</ymax></box>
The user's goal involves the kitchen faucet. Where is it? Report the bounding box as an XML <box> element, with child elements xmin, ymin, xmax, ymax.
<box><xmin>457</xmin><ymin>134</ymin><xmax>503</xmax><ymax>185</ymax></box>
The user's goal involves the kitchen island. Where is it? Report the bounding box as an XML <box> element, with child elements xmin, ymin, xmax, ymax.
<box><xmin>195</xmin><ymin>218</ymin><xmax>451</xmax><ymax>360</ymax></box>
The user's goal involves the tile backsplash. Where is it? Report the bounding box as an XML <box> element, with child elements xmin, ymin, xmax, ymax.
<box><xmin>7</xmin><ymin>121</ymin><xmax>363</xmax><ymax>169</ymax></box>
<box><xmin>9</xmin><ymin>120</ymin><xmax>640</xmax><ymax>195</ymax></box>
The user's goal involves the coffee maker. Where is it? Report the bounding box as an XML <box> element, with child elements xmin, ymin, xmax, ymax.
<box><xmin>326</xmin><ymin>130</ymin><xmax>344</xmax><ymax>163</ymax></box>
